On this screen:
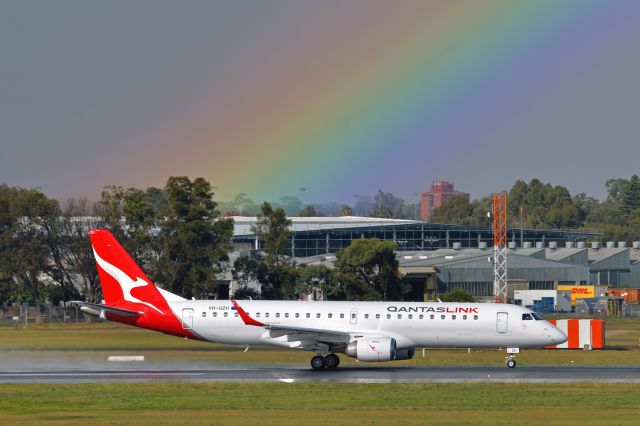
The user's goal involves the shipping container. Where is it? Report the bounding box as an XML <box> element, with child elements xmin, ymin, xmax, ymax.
<box><xmin>514</xmin><ymin>290</ymin><xmax>557</xmax><ymax>307</ymax></box>
<box><xmin>607</xmin><ymin>288</ymin><xmax>639</xmax><ymax>303</ymax></box>
<box><xmin>556</xmin><ymin>285</ymin><xmax>603</xmax><ymax>306</ymax></box>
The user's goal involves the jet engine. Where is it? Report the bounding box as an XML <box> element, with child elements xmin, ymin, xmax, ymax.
<box><xmin>394</xmin><ymin>347</ymin><xmax>416</xmax><ymax>360</ymax></box>
<box><xmin>345</xmin><ymin>337</ymin><xmax>397</xmax><ymax>362</ymax></box>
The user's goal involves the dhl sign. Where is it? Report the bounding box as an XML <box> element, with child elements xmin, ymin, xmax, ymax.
<box><xmin>557</xmin><ymin>285</ymin><xmax>595</xmax><ymax>305</ymax></box>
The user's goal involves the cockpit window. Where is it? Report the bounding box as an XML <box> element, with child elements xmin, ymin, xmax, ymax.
<box><xmin>531</xmin><ymin>312</ymin><xmax>545</xmax><ymax>321</ymax></box>
<box><xmin>522</xmin><ymin>313</ymin><xmax>533</xmax><ymax>321</ymax></box>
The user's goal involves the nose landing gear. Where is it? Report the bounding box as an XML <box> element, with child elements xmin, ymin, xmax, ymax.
<box><xmin>505</xmin><ymin>347</ymin><xmax>519</xmax><ymax>368</ymax></box>
<box><xmin>310</xmin><ymin>354</ymin><xmax>340</xmax><ymax>370</ymax></box>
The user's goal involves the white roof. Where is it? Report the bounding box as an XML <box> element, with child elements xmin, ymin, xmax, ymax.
<box><xmin>231</xmin><ymin>216</ymin><xmax>421</xmax><ymax>237</ymax></box>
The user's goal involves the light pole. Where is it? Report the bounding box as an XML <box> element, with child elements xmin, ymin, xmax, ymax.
<box><xmin>353</xmin><ymin>194</ymin><xmax>360</xmax><ymax>216</ymax></box>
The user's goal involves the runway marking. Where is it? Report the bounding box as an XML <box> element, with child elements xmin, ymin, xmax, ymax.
<box><xmin>2</xmin><ymin>366</ymin><xmax>640</xmax><ymax>384</ymax></box>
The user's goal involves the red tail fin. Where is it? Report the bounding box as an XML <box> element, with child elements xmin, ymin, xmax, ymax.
<box><xmin>89</xmin><ymin>229</ymin><xmax>170</xmax><ymax>314</ymax></box>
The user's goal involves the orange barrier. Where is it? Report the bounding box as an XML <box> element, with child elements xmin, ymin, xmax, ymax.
<box><xmin>547</xmin><ymin>319</ymin><xmax>605</xmax><ymax>349</ymax></box>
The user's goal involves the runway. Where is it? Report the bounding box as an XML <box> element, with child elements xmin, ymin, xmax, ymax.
<box><xmin>2</xmin><ymin>365</ymin><xmax>640</xmax><ymax>384</ymax></box>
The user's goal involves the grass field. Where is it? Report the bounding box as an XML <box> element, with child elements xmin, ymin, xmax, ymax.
<box><xmin>0</xmin><ymin>382</ymin><xmax>639</xmax><ymax>425</ymax></box>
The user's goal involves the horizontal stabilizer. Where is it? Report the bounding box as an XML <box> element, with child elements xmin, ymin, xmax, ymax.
<box><xmin>70</xmin><ymin>301</ymin><xmax>143</xmax><ymax>319</ymax></box>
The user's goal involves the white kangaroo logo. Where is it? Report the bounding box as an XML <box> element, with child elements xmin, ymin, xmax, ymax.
<box><xmin>93</xmin><ymin>248</ymin><xmax>164</xmax><ymax>315</ymax></box>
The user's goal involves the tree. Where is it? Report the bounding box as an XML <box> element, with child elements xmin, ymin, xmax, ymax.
<box><xmin>298</xmin><ymin>205</ymin><xmax>322</xmax><ymax>217</ymax></box>
<box><xmin>277</xmin><ymin>196</ymin><xmax>303</xmax><ymax>216</ymax></box>
<box><xmin>620</xmin><ymin>175</ymin><xmax>640</xmax><ymax>221</ymax></box>
<box><xmin>157</xmin><ymin>177</ymin><xmax>233</xmax><ymax>298</ymax></box>
<box><xmin>430</xmin><ymin>196</ymin><xmax>474</xmax><ymax>224</ymax></box>
<box><xmin>252</xmin><ymin>202</ymin><xmax>291</xmax><ymax>268</ymax></box>
<box><xmin>371</xmin><ymin>190</ymin><xmax>405</xmax><ymax>218</ymax></box>
<box><xmin>507</xmin><ymin>179</ymin><xmax>583</xmax><ymax>229</ymax></box>
<box><xmin>441</xmin><ymin>288</ymin><xmax>475</xmax><ymax>302</ymax></box>
<box><xmin>60</xmin><ymin>198</ymin><xmax>104</xmax><ymax>307</ymax></box>
<box><xmin>295</xmin><ymin>264</ymin><xmax>333</xmax><ymax>299</ymax></box>
<box><xmin>340</xmin><ymin>205</ymin><xmax>353</xmax><ymax>216</ymax></box>
<box><xmin>250</xmin><ymin>202</ymin><xmax>297</xmax><ymax>299</ymax></box>
<box><xmin>0</xmin><ymin>186</ymin><xmax>61</xmax><ymax>323</ymax></box>
<box><xmin>334</xmin><ymin>238</ymin><xmax>400</xmax><ymax>301</ymax></box>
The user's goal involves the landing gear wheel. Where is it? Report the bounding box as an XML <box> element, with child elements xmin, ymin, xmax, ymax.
<box><xmin>324</xmin><ymin>354</ymin><xmax>340</xmax><ymax>369</ymax></box>
<box><xmin>506</xmin><ymin>358</ymin><xmax>517</xmax><ymax>369</ymax></box>
<box><xmin>311</xmin><ymin>355</ymin><xmax>326</xmax><ymax>370</ymax></box>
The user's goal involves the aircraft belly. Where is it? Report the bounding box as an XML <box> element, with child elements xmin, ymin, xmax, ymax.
<box><xmin>195</xmin><ymin>326</ymin><xmax>263</xmax><ymax>345</ymax></box>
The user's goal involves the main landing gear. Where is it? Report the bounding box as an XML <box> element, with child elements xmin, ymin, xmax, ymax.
<box><xmin>310</xmin><ymin>354</ymin><xmax>340</xmax><ymax>370</ymax></box>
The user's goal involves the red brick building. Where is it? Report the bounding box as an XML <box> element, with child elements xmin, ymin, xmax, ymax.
<box><xmin>420</xmin><ymin>180</ymin><xmax>469</xmax><ymax>221</ymax></box>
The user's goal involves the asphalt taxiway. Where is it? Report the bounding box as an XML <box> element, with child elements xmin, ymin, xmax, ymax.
<box><xmin>2</xmin><ymin>365</ymin><xmax>640</xmax><ymax>384</ymax></box>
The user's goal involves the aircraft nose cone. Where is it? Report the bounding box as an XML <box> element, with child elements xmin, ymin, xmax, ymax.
<box><xmin>551</xmin><ymin>327</ymin><xmax>568</xmax><ymax>344</ymax></box>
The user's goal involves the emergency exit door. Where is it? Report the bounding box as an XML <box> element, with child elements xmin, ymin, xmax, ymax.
<box><xmin>496</xmin><ymin>312</ymin><xmax>508</xmax><ymax>333</ymax></box>
<box><xmin>182</xmin><ymin>308</ymin><xmax>194</xmax><ymax>329</ymax></box>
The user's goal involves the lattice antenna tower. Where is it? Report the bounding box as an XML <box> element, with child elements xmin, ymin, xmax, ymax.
<box><xmin>493</xmin><ymin>193</ymin><xmax>508</xmax><ymax>303</ymax></box>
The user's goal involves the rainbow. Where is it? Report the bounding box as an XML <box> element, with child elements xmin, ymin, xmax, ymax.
<box><xmin>137</xmin><ymin>0</ymin><xmax>636</xmax><ymax>203</ymax></box>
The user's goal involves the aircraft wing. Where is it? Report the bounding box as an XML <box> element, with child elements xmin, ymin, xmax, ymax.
<box><xmin>232</xmin><ymin>300</ymin><xmax>367</xmax><ymax>350</ymax></box>
<box><xmin>70</xmin><ymin>301</ymin><xmax>143</xmax><ymax>318</ymax></box>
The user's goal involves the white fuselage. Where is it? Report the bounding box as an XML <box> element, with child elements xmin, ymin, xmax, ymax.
<box><xmin>168</xmin><ymin>300</ymin><xmax>566</xmax><ymax>351</ymax></box>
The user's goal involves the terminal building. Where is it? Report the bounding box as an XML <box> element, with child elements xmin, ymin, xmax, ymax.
<box><xmin>231</xmin><ymin>216</ymin><xmax>596</xmax><ymax>258</ymax></box>
<box><xmin>227</xmin><ymin>216</ymin><xmax>635</xmax><ymax>300</ymax></box>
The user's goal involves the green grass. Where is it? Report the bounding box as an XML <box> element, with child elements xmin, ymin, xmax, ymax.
<box><xmin>0</xmin><ymin>382</ymin><xmax>639</xmax><ymax>425</ymax></box>
<box><xmin>1</xmin><ymin>319</ymin><xmax>639</xmax><ymax>367</ymax></box>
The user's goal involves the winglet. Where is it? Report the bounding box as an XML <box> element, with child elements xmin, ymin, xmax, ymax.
<box><xmin>232</xmin><ymin>300</ymin><xmax>265</xmax><ymax>327</ymax></box>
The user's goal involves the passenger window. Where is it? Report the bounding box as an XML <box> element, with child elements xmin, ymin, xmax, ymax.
<box><xmin>463</xmin><ymin>315</ymin><xmax>467</xmax><ymax>320</ymax></box>
<box><xmin>328</xmin><ymin>313</ymin><xmax>333</xmax><ymax>319</ymax></box>
<box><xmin>295</xmin><ymin>313</ymin><xmax>300</xmax><ymax>318</ymax></box>
<box><xmin>408</xmin><ymin>314</ymin><xmax>413</xmax><ymax>319</ymax></box>
<box><xmin>276</xmin><ymin>313</ymin><xmax>280</xmax><ymax>318</ymax></box>
<box><xmin>201</xmin><ymin>312</ymin><xmax>206</xmax><ymax>317</ymax></box>
<box><xmin>364</xmin><ymin>314</ymin><xmax>369</xmax><ymax>319</ymax></box>
<box><xmin>254</xmin><ymin>312</ymin><xmax>259</xmax><ymax>318</ymax></box>
<box><xmin>430</xmin><ymin>314</ymin><xmax>434</xmax><ymax>320</ymax></box>
<box><xmin>316</xmin><ymin>313</ymin><xmax>321</xmax><ymax>318</ymax></box>
<box><xmin>306</xmin><ymin>313</ymin><xmax>311</xmax><ymax>318</ymax></box>
<box><xmin>223</xmin><ymin>312</ymin><xmax>228</xmax><ymax>318</ymax></box>
<box><xmin>473</xmin><ymin>315</ymin><xmax>478</xmax><ymax>320</ymax></box>
<box><xmin>522</xmin><ymin>313</ymin><xmax>533</xmax><ymax>321</ymax></box>
<box><xmin>441</xmin><ymin>315</ymin><xmax>445</xmax><ymax>320</ymax></box>
<box><xmin>234</xmin><ymin>312</ymin><xmax>238</xmax><ymax>318</ymax></box>
<box><xmin>397</xmin><ymin>314</ymin><xmax>402</xmax><ymax>319</ymax></box>
<box><xmin>285</xmin><ymin>313</ymin><xmax>289</xmax><ymax>318</ymax></box>
<box><xmin>213</xmin><ymin>312</ymin><xmax>218</xmax><ymax>317</ymax></box>
<box><xmin>351</xmin><ymin>313</ymin><xmax>356</xmax><ymax>319</ymax></box>
<box><xmin>452</xmin><ymin>315</ymin><xmax>456</xmax><ymax>320</ymax></box>
<box><xmin>387</xmin><ymin>314</ymin><xmax>391</xmax><ymax>319</ymax></box>
<box><xmin>265</xmin><ymin>313</ymin><xmax>269</xmax><ymax>318</ymax></box>
<box><xmin>419</xmin><ymin>314</ymin><xmax>423</xmax><ymax>319</ymax></box>
<box><xmin>376</xmin><ymin>314</ymin><xmax>380</xmax><ymax>319</ymax></box>
<box><xmin>340</xmin><ymin>313</ymin><xmax>344</xmax><ymax>319</ymax></box>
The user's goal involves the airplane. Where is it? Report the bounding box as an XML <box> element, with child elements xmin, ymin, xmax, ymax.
<box><xmin>72</xmin><ymin>229</ymin><xmax>567</xmax><ymax>370</ymax></box>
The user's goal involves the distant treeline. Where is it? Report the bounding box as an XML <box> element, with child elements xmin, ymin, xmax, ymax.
<box><xmin>428</xmin><ymin>176</ymin><xmax>640</xmax><ymax>241</ymax></box>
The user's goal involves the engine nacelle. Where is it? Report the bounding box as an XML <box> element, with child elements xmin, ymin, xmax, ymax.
<box><xmin>395</xmin><ymin>347</ymin><xmax>416</xmax><ymax>360</ymax></box>
<box><xmin>345</xmin><ymin>337</ymin><xmax>397</xmax><ymax>362</ymax></box>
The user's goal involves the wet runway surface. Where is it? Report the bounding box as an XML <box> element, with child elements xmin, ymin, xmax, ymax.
<box><xmin>2</xmin><ymin>365</ymin><xmax>640</xmax><ymax>384</ymax></box>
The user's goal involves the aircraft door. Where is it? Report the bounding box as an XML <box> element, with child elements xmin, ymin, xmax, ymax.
<box><xmin>496</xmin><ymin>312</ymin><xmax>508</xmax><ymax>333</ymax></box>
<box><xmin>350</xmin><ymin>310</ymin><xmax>358</xmax><ymax>325</ymax></box>
<box><xmin>182</xmin><ymin>308</ymin><xmax>194</xmax><ymax>329</ymax></box>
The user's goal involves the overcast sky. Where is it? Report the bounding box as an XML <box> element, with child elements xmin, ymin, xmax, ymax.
<box><xmin>1</xmin><ymin>1</ymin><xmax>639</xmax><ymax>203</ymax></box>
